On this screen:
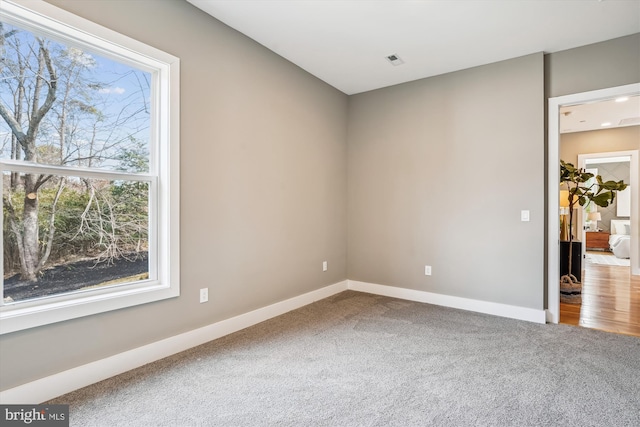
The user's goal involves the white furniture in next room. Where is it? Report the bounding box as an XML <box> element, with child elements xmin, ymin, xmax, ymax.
<box><xmin>609</xmin><ymin>219</ymin><xmax>631</xmax><ymax>259</ymax></box>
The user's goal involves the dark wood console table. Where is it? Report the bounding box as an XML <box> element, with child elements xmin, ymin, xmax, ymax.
<box><xmin>586</xmin><ymin>231</ymin><xmax>610</xmax><ymax>251</ymax></box>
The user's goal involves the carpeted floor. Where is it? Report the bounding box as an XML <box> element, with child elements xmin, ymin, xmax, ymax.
<box><xmin>49</xmin><ymin>291</ymin><xmax>640</xmax><ymax>426</ymax></box>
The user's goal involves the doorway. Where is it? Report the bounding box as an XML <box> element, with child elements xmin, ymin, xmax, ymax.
<box><xmin>578</xmin><ymin>153</ymin><xmax>634</xmax><ymax>267</ymax></box>
<box><xmin>547</xmin><ymin>83</ymin><xmax>640</xmax><ymax>324</ymax></box>
<box><xmin>565</xmin><ymin>152</ymin><xmax>637</xmax><ymax>335</ymax></box>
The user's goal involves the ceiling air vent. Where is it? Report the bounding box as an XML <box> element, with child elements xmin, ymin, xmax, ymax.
<box><xmin>619</xmin><ymin>117</ymin><xmax>640</xmax><ymax>126</ymax></box>
<box><xmin>386</xmin><ymin>54</ymin><xmax>404</xmax><ymax>66</ymax></box>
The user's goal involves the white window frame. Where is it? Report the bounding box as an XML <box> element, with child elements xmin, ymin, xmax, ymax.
<box><xmin>0</xmin><ymin>0</ymin><xmax>180</xmax><ymax>334</ymax></box>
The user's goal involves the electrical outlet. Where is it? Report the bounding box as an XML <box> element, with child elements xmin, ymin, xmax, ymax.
<box><xmin>322</xmin><ymin>261</ymin><xmax>328</xmax><ymax>272</ymax></box>
<box><xmin>199</xmin><ymin>288</ymin><xmax>208</xmax><ymax>303</ymax></box>
<box><xmin>425</xmin><ymin>265</ymin><xmax>432</xmax><ymax>276</ymax></box>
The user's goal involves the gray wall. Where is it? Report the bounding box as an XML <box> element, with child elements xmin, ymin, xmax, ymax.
<box><xmin>1</xmin><ymin>0</ymin><xmax>639</xmax><ymax>395</ymax></box>
<box><xmin>544</xmin><ymin>33</ymin><xmax>640</xmax><ymax>305</ymax></box>
<box><xmin>546</xmin><ymin>34</ymin><xmax>640</xmax><ymax>98</ymax></box>
<box><xmin>560</xmin><ymin>126</ymin><xmax>639</xmax><ymax>232</ymax></box>
<box><xmin>0</xmin><ymin>0</ymin><xmax>348</xmax><ymax>390</ymax></box>
<box><xmin>560</xmin><ymin>126</ymin><xmax>640</xmax><ymax>166</ymax></box>
<box><xmin>347</xmin><ymin>53</ymin><xmax>545</xmax><ymax>309</ymax></box>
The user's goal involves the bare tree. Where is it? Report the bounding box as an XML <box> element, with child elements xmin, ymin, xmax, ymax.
<box><xmin>1</xmin><ymin>25</ymin><xmax>151</xmax><ymax>283</ymax></box>
<box><xmin>0</xmin><ymin>34</ymin><xmax>58</xmax><ymax>281</ymax></box>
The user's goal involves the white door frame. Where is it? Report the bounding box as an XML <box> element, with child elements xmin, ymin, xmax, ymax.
<box><xmin>547</xmin><ymin>82</ymin><xmax>640</xmax><ymax>324</ymax></box>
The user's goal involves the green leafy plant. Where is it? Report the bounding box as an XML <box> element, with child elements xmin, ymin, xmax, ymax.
<box><xmin>560</xmin><ymin>160</ymin><xmax>627</xmax><ymax>298</ymax></box>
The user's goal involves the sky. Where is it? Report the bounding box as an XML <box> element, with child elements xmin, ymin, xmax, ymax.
<box><xmin>0</xmin><ymin>21</ymin><xmax>152</xmax><ymax>172</ymax></box>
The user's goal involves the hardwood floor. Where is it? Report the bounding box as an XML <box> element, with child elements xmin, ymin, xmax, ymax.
<box><xmin>560</xmin><ymin>252</ymin><xmax>640</xmax><ymax>337</ymax></box>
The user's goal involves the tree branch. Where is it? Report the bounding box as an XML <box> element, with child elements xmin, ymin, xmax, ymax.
<box><xmin>0</xmin><ymin>100</ymin><xmax>27</xmax><ymax>144</ymax></box>
<box><xmin>38</xmin><ymin>178</ymin><xmax>66</xmax><ymax>270</ymax></box>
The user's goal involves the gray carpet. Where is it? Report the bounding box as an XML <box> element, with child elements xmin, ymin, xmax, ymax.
<box><xmin>49</xmin><ymin>291</ymin><xmax>640</xmax><ymax>426</ymax></box>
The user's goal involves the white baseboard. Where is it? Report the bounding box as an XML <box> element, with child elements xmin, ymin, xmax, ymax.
<box><xmin>0</xmin><ymin>281</ymin><xmax>348</xmax><ymax>404</ymax></box>
<box><xmin>347</xmin><ymin>280</ymin><xmax>546</xmax><ymax>324</ymax></box>
<box><xmin>1</xmin><ymin>279</ymin><xmax>546</xmax><ymax>404</ymax></box>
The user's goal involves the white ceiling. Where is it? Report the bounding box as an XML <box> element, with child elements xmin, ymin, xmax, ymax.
<box><xmin>187</xmin><ymin>0</ymin><xmax>640</xmax><ymax>95</ymax></box>
<box><xmin>560</xmin><ymin>95</ymin><xmax>640</xmax><ymax>134</ymax></box>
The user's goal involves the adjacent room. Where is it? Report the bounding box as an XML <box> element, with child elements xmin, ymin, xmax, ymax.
<box><xmin>1</xmin><ymin>0</ymin><xmax>639</xmax><ymax>425</ymax></box>
<box><xmin>558</xmin><ymin>105</ymin><xmax>640</xmax><ymax>334</ymax></box>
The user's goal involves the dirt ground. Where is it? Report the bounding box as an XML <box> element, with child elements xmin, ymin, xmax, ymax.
<box><xmin>4</xmin><ymin>252</ymin><xmax>148</xmax><ymax>302</ymax></box>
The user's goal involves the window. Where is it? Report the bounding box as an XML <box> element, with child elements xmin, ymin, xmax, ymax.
<box><xmin>0</xmin><ymin>0</ymin><xmax>180</xmax><ymax>334</ymax></box>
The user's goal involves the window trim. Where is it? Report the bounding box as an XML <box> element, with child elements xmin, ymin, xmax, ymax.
<box><xmin>0</xmin><ymin>0</ymin><xmax>180</xmax><ymax>334</ymax></box>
